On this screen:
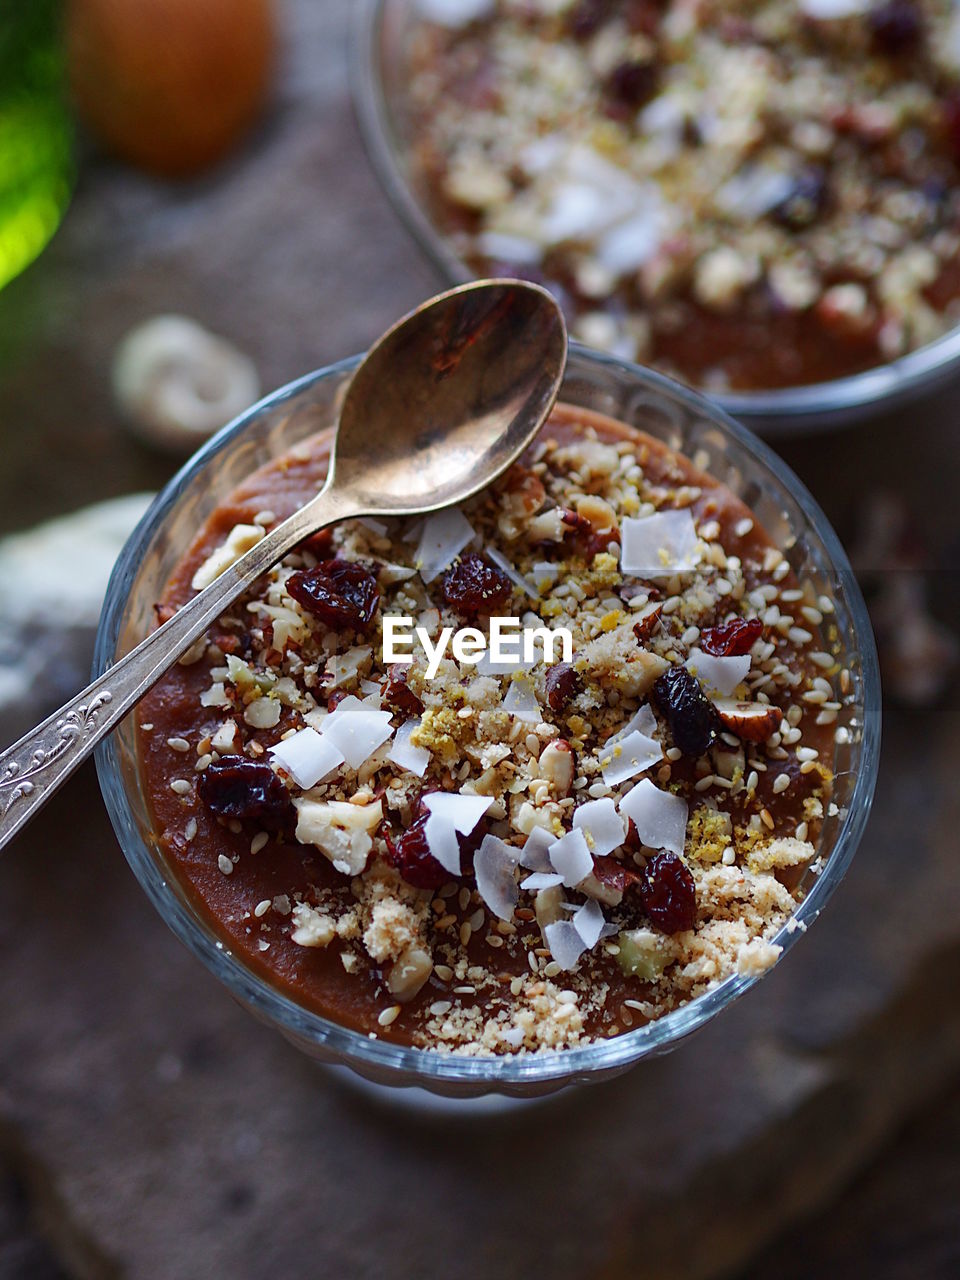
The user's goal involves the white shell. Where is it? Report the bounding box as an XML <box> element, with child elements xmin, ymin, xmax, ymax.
<box><xmin>113</xmin><ymin>315</ymin><xmax>260</xmax><ymax>454</ymax></box>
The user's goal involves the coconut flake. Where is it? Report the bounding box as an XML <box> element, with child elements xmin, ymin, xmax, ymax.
<box><xmin>474</xmin><ymin>835</ymin><xmax>521</xmax><ymax>921</ymax></box>
<box><xmin>600</xmin><ymin>729</ymin><xmax>663</xmax><ymax>785</ymax></box>
<box><xmin>609</xmin><ymin>702</ymin><xmax>658</xmax><ymax>742</ymax></box>
<box><xmin>520</xmin><ymin>826</ymin><xmax>556</xmax><ymax>871</ymax></box>
<box><xmin>572</xmin><ymin>898</ymin><xmax>606</xmax><ymax>949</ymax></box>
<box><xmin>268</xmin><ymin>727</ymin><xmax>344</xmax><ymax>789</ymax></box>
<box><xmin>387</xmin><ymin>719</ymin><xmax>431</xmax><ymax>777</ymax></box>
<box><xmin>503</xmin><ymin>676</ymin><xmax>541</xmax><ymax>722</ymax></box>
<box><xmin>318</xmin><ymin>701</ymin><xmax>393</xmax><ymax>770</ymax></box>
<box><xmin>548</xmin><ymin>828</ymin><xmax>593</xmax><ymax>887</ymax></box>
<box><xmin>686</xmin><ymin>647</ymin><xmax>751</xmax><ymax>698</ymax></box>
<box><xmin>422</xmin><ymin>792</ymin><xmax>494</xmax><ymax>877</ymax></box>
<box><xmin>486</xmin><ymin>545</ymin><xmax>538</xmax><ymax>598</ymax></box>
<box><xmin>543</xmin><ymin>920</ymin><xmax>588</xmax><ymax>971</ymax></box>
<box><xmin>531</xmin><ymin>561</ymin><xmax>559</xmax><ymax>591</ymax></box>
<box><xmin>415</xmin><ymin>508</ymin><xmax>474</xmax><ymax>583</ymax></box>
<box><xmin>714</xmin><ymin>166</ymin><xmax>795</xmax><ymax>221</ymax></box>
<box><xmin>325</xmin><ymin>645</ymin><xmax>370</xmax><ymax>688</ymax></box>
<box><xmin>620</xmin><ymin>510</ymin><xmax>700</xmax><ymax>575</ymax></box>
<box><xmin>619</xmin><ymin>779</ymin><xmax>688</xmax><ymax>854</ymax></box>
<box><xmin>475</xmin><ymin>642</ymin><xmax>535</xmax><ymax>676</ymax></box>
<box><xmin>572</xmin><ymin>797</ymin><xmax>626</xmax><ymax>857</ymax></box>
<box><xmin>520</xmin><ymin>870</ymin><xmax>565</xmax><ymax>890</ymax></box>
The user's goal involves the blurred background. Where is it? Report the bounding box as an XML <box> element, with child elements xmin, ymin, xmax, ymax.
<box><xmin>0</xmin><ymin>1</ymin><xmax>957</xmax><ymax>1277</ymax></box>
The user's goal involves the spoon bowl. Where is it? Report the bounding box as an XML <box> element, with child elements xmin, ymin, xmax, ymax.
<box><xmin>0</xmin><ymin>279</ymin><xmax>567</xmax><ymax>851</ymax></box>
<box><xmin>334</xmin><ymin>280</ymin><xmax>566</xmax><ymax>512</ymax></box>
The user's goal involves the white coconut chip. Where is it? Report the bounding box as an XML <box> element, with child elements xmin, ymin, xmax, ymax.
<box><xmin>520</xmin><ymin>870</ymin><xmax>565</xmax><ymax>890</ymax></box>
<box><xmin>268</xmin><ymin>727</ymin><xmax>344</xmax><ymax>790</ymax></box>
<box><xmin>572</xmin><ymin>797</ymin><xmax>626</xmax><ymax>857</ymax></box>
<box><xmin>520</xmin><ymin>826</ymin><xmax>556</xmax><ymax>871</ymax></box>
<box><xmin>387</xmin><ymin>719</ymin><xmax>431</xmax><ymax>778</ymax></box>
<box><xmin>572</xmin><ymin>898</ymin><xmax>606</xmax><ymax>949</ymax></box>
<box><xmin>801</xmin><ymin>0</ymin><xmax>869</xmax><ymax>16</ymax></box>
<box><xmin>548</xmin><ymin>828</ymin><xmax>594</xmax><ymax>887</ymax></box>
<box><xmin>474</xmin><ymin>835</ymin><xmax>521</xmax><ymax>921</ymax></box>
<box><xmin>422</xmin><ymin>792</ymin><xmax>494</xmax><ymax>876</ymax></box>
<box><xmin>503</xmin><ymin>676</ymin><xmax>541</xmax><ymax>722</ymax></box>
<box><xmin>543</xmin><ymin>920</ymin><xmax>588</xmax><ymax>972</ymax></box>
<box><xmin>318</xmin><ymin>700</ymin><xmax>394</xmax><ymax>770</ymax></box>
<box><xmin>415</xmin><ymin>508</ymin><xmax>475</xmax><ymax>583</ymax></box>
<box><xmin>600</xmin><ymin>729</ymin><xmax>663</xmax><ymax>786</ymax></box>
<box><xmin>531</xmin><ymin>561</ymin><xmax>559</xmax><ymax>592</ymax></box>
<box><xmin>619</xmin><ymin>779</ymin><xmax>688</xmax><ymax>855</ymax></box>
<box><xmin>620</xmin><ymin>510</ymin><xmax>700</xmax><ymax>575</ymax></box>
<box><xmin>609</xmin><ymin>702</ymin><xmax>658</xmax><ymax>743</ymax></box>
<box><xmin>474</xmin><ymin>645</ymin><xmax>535</xmax><ymax>677</ymax></box>
<box><xmin>686</xmin><ymin>648</ymin><xmax>751</xmax><ymax>698</ymax></box>
<box><xmin>485</xmin><ymin>545</ymin><xmax>538</xmax><ymax>599</ymax></box>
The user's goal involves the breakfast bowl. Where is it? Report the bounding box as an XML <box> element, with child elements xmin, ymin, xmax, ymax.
<box><xmin>93</xmin><ymin>342</ymin><xmax>880</xmax><ymax>1099</ymax></box>
<box><xmin>352</xmin><ymin>0</ymin><xmax>960</xmax><ymax>433</ymax></box>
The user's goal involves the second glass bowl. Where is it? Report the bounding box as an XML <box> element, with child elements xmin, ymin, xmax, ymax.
<box><xmin>94</xmin><ymin>344</ymin><xmax>880</xmax><ymax>1099</ymax></box>
<box><xmin>351</xmin><ymin>0</ymin><xmax>960</xmax><ymax>434</ymax></box>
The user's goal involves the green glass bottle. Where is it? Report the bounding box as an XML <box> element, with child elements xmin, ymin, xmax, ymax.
<box><xmin>0</xmin><ymin>1</ymin><xmax>73</xmax><ymax>291</ymax></box>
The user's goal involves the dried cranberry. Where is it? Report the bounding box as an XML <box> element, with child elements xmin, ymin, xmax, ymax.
<box><xmin>641</xmin><ymin>852</ymin><xmax>697</xmax><ymax>934</ymax></box>
<box><xmin>651</xmin><ymin>665</ymin><xmax>721</xmax><ymax>756</ymax></box>
<box><xmin>286</xmin><ymin>559</ymin><xmax>380</xmax><ymax>631</ymax></box>
<box><xmin>592</xmin><ymin>854</ymin><xmax>645</xmax><ymax>892</ymax></box>
<box><xmin>327</xmin><ymin>688</ymin><xmax>350</xmax><ymax>713</ymax></box>
<box><xmin>545</xmin><ymin>662</ymin><xmax>583</xmax><ymax>712</ymax></box>
<box><xmin>567</xmin><ymin>0</ymin><xmax>613</xmax><ymax>39</ymax></box>
<box><xmin>633</xmin><ymin>604</ymin><xmax>663</xmax><ymax>643</ymax></box>
<box><xmin>943</xmin><ymin>92</ymin><xmax>960</xmax><ymax>164</ymax></box>
<box><xmin>700</xmin><ymin>617</ymin><xmax>764</xmax><ymax>657</ymax></box>
<box><xmin>382</xmin><ymin>665</ymin><xmax>424</xmax><ymax>717</ymax></box>
<box><xmin>198</xmin><ymin>757</ymin><xmax>294</xmax><ymax>832</ymax></box>
<box><xmin>605</xmin><ymin>59</ymin><xmax>659</xmax><ymax>113</ymax></box>
<box><xmin>869</xmin><ymin>0</ymin><xmax>923</xmax><ymax>55</ymax></box>
<box><xmin>440</xmin><ymin>551</ymin><xmax>512</xmax><ymax>616</ymax></box>
<box><xmin>772</xmin><ymin>168</ymin><xmax>828</xmax><ymax>230</ymax></box>
<box><xmin>384</xmin><ymin>816</ymin><xmax>447</xmax><ymax>890</ymax></box>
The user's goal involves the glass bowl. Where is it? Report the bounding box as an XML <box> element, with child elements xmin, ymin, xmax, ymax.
<box><xmin>351</xmin><ymin>0</ymin><xmax>960</xmax><ymax>434</ymax></box>
<box><xmin>94</xmin><ymin>344</ymin><xmax>881</xmax><ymax>1099</ymax></box>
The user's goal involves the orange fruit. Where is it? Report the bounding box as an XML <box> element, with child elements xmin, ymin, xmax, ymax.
<box><xmin>66</xmin><ymin>0</ymin><xmax>276</xmax><ymax>178</ymax></box>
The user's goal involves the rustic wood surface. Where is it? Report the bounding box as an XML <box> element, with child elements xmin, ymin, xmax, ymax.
<box><xmin>0</xmin><ymin>1</ymin><xmax>957</xmax><ymax>1276</ymax></box>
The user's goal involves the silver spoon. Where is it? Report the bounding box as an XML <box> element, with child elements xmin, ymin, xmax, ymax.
<box><xmin>0</xmin><ymin>279</ymin><xmax>567</xmax><ymax>851</ymax></box>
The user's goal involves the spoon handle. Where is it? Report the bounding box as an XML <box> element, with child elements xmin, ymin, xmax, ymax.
<box><xmin>0</xmin><ymin>486</ymin><xmax>356</xmax><ymax>853</ymax></box>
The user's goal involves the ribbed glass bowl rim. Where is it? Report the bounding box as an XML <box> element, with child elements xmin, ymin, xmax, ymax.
<box><xmin>350</xmin><ymin>0</ymin><xmax>960</xmax><ymax>432</ymax></box>
<box><xmin>94</xmin><ymin>345</ymin><xmax>881</xmax><ymax>1089</ymax></box>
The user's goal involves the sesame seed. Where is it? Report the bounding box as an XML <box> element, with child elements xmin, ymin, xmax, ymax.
<box><xmin>760</xmin><ymin>808</ymin><xmax>775</xmax><ymax>830</ymax></box>
<box><xmin>796</xmin><ymin>746</ymin><xmax>819</xmax><ymax>762</ymax></box>
<box><xmin>734</xmin><ymin>517</ymin><xmax>754</xmax><ymax>538</ymax></box>
<box><xmin>434</xmin><ymin>964</ymin><xmax>454</xmax><ymax>982</ymax></box>
<box><xmin>796</xmin><ymin>822</ymin><xmax>809</xmax><ymax>842</ymax></box>
<box><xmin>815</xmin><ymin>708</ymin><xmax>838</xmax><ymax>725</ymax></box>
<box><xmin>429</xmin><ymin>1001</ymin><xmax>452</xmax><ymax>1016</ymax></box>
<box><xmin>167</xmin><ymin>737</ymin><xmax>190</xmax><ymax>753</ymax></box>
<box><xmin>811</xmin><ymin>651</ymin><xmax>835</xmax><ymax>669</ymax></box>
<box><xmin>184</xmin><ymin>818</ymin><xmax>198</xmax><ymax>842</ymax></box>
<box><xmin>254</xmin><ymin>900</ymin><xmax>271</xmax><ymax>918</ymax></box>
<box><xmin>378</xmin><ymin>1006</ymin><xmax>401</xmax><ymax>1027</ymax></box>
<box><xmin>170</xmin><ymin>779</ymin><xmax>191</xmax><ymax>795</ymax></box>
<box><xmin>694</xmin><ymin>774</ymin><xmax>716</xmax><ymax>792</ymax></box>
<box><xmin>722</xmin><ymin>846</ymin><xmax>736</xmax><ymax>865</ymax></box>
<box><xmin>217</xmin><ymin>854</ymin><xmax>234</xmax><ymax>875</ymax></box>
<box><xmin>250</xmin><ymin>831</ymin><xmax>269</xmax><ymax>854</ymax></box>
<box><xmin>772</xmin><ymin>773</ymin><xmax>791</xmax><ymax>794</ymax></box>
<box><xmin>460</xmin><ymin>922</ymin><xmax>473</xmax><ymax>947</ymax></box>
<box><xmin>801</xmin><ymin>606</ymin><xmax>823</xmax><ymax>626</ymax></box>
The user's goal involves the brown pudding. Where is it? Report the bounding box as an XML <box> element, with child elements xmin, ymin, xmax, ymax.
<box><xmin>401</xmin><ymin>0</ymin><xmax>960</xmax><ymax>391</ymax></box>
<box><xmin>137</xmin><ymin>406</ymin><xmax>842</xmax><ymax>1055</ymax></box>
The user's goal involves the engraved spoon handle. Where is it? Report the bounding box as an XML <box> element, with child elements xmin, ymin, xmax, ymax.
<box><xmin>0</xmin><ymin>486</ymin><xmax>356</xmax><ymax>853</ymax></box>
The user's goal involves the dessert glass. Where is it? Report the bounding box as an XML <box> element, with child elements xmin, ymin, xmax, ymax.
<box><xmin>351</xmin><ymin>0</ymin><xmax>960</xmax><ymax>433</ymax></box>
<box><xmin>94</xmin><ymin>345</ymin><xmax>881</xmax><ymax>1099</ymax></box>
